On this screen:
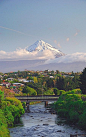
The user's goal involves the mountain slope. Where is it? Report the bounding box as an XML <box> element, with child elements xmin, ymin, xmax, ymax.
<box><xmin>27</xmin><ymin>40</ymin><xmax>65</xmax><ymax>58</ymax></box>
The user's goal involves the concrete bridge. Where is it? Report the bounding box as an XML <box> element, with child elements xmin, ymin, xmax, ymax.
<box><xmin>15</xmin><ymin>95</ymin><xmax>59</xmax><ymax>112</ymax></box>
<box><xmin>16</xmin><ymin>95</ymin><xmax>59</xmax><ymax>102</ymax></box>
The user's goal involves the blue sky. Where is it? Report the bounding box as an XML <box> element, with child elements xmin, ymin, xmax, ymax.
<box><xmin>0</xmin><ymin>0</ymin><xmax>86</xmax><ymax>56</ymax></box>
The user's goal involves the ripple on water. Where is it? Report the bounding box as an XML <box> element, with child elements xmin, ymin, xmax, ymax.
<box><xmin>10</xmin><ymin>125</ymin><xmax>86</xmax><ymax>137</ymax></box>
<box><xmin>9</xmin><ymin>103</ymin><xmax>86</xmax><ymax>137</ymax></box>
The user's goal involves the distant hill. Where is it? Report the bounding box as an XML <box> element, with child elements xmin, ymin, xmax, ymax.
<box><xmin>0</xmin><ymin>60</ymin><xmax>86</xmax><ymax>72</ymax></box>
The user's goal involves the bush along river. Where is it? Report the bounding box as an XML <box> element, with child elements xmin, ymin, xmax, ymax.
<box><xmin>9</xmin><ymin>102</ymin><xmax>86</xmax><ymax>137</ymax></box>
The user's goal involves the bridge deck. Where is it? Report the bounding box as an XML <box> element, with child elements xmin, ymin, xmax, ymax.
<box><xmin>15</xmin><ymin>95</ymin><xmax>59</xmax><ymax>102</ymax></box>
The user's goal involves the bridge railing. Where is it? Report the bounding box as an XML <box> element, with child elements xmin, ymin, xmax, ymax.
<box><xmin>15</xmin><ymin>95</ymin><xmax>59</xmax><ymax>101</ymax></box>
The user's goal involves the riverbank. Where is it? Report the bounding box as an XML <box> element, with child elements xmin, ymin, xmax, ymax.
<box><xmin>50</xmin><ymin>89</ymin><xmax>86</xmax><ymax>132</ymax></box>
<box><xmin>9</xmin><ymin>102</ymin><xmax>86</xmax><ymax>137</ymax></box>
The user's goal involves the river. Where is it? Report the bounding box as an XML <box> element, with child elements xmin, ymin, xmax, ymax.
<box><xmin>9</xmin><ymin>102</ymin><xmax>86</xmax><ymax>137</ymax></box>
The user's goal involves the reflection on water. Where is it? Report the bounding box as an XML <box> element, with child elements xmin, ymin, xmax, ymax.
<box><xmin>9</xmin><ymin>102</ymin><xmax>86</xmax><ymax>137</ymax></box>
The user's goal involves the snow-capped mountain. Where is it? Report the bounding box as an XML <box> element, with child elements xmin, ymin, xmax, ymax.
<box><xmin>0</xmin><ymin>39</ymin><xmax>86</xmax><ymax>72</ymax></box>
<box><xmin>27</xmin><ymin>40</ymin><xmax>65</xmax><ymax>58</ymax></box>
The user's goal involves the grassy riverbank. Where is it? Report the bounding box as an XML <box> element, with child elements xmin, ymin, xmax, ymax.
<box><xmin>51</xmin><ymin>89</ymin><xmax>86</xmax><ymax>130</ymax></box>
<box><xmin>0</xmin><ymin>90</ymin><xmax>25</xmax><ymax>137</ymax></box>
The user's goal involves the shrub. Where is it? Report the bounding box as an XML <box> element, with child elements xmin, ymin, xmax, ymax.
<box><xmin>70</xmin><ymin>89</ymin><xmax>82</xmax><ymax>94</ymax></box>
<box><xmin>5</xmin><ymin>97</ymin><xmax>25</xmax><ymax>124</ymax></box>
<box><xmin>44</xmin><ymin>89</ymin><xmax>54</xmax><ymax>95</ymax></box>
<box><xmin>59</xmin><ymin>90</ymin><xmax>66</xmax><ymax>95</ymax></box>
<box><xmin>53</xmin><ymin>88</ymin><xmax>60</xmax><ymax>95</ymax></box>
<box><xmin>3</xmin><ymin>106</ymin><xmax>14</xmax><ymax>126</ymax></box>
<box><xmin>0</xmin><ymin>109</ymin><xmax>9</xmax><ymax>137</ymax></box>
<box><xmin>0</xmin><ymin>89</ymin><xmax>25</xmax><ymax>136</ymax></box>
<box><xmin>22</xmin><ymin>86</ymin><xmax>37</xmax><ymax>95</ymax></box>
<box><xmin>53</xmin><ymin>89</ymin><xmax>86</xmax><ymax>129</ymax></box>
<box><xmin>5</xmin><ymin>97</ymin><xmax>25</xmax><ymax>114</ymax></box>
<box><xmin>0</xmin><ymin>90</ymin><xmax>4</xmax><ymax>101</ymax></box>
<box><xmin>0</xmin><ymin>90</ymin><xmax>4</xmax><ymax>108</ymax></box>
<box><xmin>58</xmin><ymin>109</ymin><xmax>68</xmax><ymax>118</ymax></box>
<box><xmin>81</xmin><ymin>95</ymin><xmax>86</xmax><ymax>101</ymax></box>
<box><xmin>78</xmin><ymin>111</ymin><xmax>86</xmax><ymax>129</ymax></box>
<box><xmin>69</xmin><ymin>110</ymin><xmax>79</xmax><ymax>123</ymax></box>
<box><xmin>22</xmin><ymin>102</ymin><xmax>26</xmax><ymax>111</ymax></box>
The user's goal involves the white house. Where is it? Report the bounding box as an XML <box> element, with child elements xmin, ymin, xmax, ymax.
<box><xmin>7</xmin><ymin>78</ymin><xmax>14</xmax><ymax>81</ymax></box>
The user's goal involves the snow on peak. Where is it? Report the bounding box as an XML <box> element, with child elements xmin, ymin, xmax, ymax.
<box><xmin>27</xmin><ymin>40</ymin><xmax>65</xmax><ymax>58</ymax></box>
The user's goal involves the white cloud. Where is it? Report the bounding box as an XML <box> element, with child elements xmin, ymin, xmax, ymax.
<box><xmin>0</xmin><ymin>48</ymin><xmax>86</xmax><ymax>64</ymax></box>
<box><xmin>74</xmin><ymin>32</ymin><xmax>78</xmax><ymax>36</ymax></box>
<box><xmin>57</xmin><ymin>43</ymin><xmax>61</xmax><ymax>48</ymax></box>
<box><xmin>0</xmin><ymin>48</ymin><xmax>55</xmax><ymax>61</ymax></box>
<box><xmin>54</xmin><ymin>40</ymin><xmax>61</xmax><ymax>48</ymax></box>
<box><xmin>45</xmin><ymin>52</ymin><xmax>86</xmax><ymax>64</ymax></box>
<box><xmin>66</xmin><ymin>38</ymin><xmax>69</xmax><ymax>42</ymax></box>
<box><xmin>74</xmin><ymin>30</ymin><xmax>79</xmax><ymax>36</ymax></box>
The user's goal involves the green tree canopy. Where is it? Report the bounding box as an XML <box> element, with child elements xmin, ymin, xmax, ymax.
<box><xmin>0</xmin><ymin>109</ymin><xmax>9</xmax><ymax>137</ymax></box>
<box><xmin>22</xmin><ymin>86</ymin><xmax>37</xmax><ymax>95</ymax></box>
<box><xmin>79</xmin><ymin>68</ymin><xmax>86</xmax><ymax>94</ymax></box>
<box><xmin>53</xmin><ymin>88</ymin><xmax>60</xmax><ymax>95</ymax></box>
<box><xmin>0</xmin><ymin>90</ymin><xmax>4</xmax><ymax>108</ymax></box>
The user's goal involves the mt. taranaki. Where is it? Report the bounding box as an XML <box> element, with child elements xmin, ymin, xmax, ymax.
<box><xmin>26</xmin><ymin>40</ymin><xmax>65</xmax><ymax>58</ymax></box>
<box><xmin>0</xmin><ymin>40</ymin><xmax>86</xmax><ymax>72</ymax></box>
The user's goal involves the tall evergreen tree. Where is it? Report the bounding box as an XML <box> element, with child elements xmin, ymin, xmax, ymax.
<box><xmin>79</xmin><ymin>68</ymin><xmax>86</xmax><ymax>94</ymax></box>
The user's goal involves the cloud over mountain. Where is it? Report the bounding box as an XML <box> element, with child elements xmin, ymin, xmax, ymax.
<box><xmin>0</xmin><ymin>39</ymin><xmax>86</xmax><ymax>73</ymax></box>
<box><xmin>0</xmin><ymin>40</ymin><xmax>86</xmax><ymax>67</ymax></box>
<box><xmin>45</xmin><ymin>52</ymin><xmax>86</xmax><ymax>64</ymax></box>
<box><xmin>0</xmin><ymin>48</ymin><xmax>55</xmax><ymax>60</ymax></box>
<box><xmin>0</xmin><ymin>40</ymin><xmax>64</xmax><ymax>60</ymax></box>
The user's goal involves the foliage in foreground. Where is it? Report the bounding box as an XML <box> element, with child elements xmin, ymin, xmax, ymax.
<box><xmin>0</xmin><ymin>109</ymin><xmax>10</xmax><ymax>137</ymax></box>
<box><xmin>53</xmin><ymin>89</ymin><xmax>86</xmax><ymax>130</ymax></box>
<box><xmin>0</xmin><ymin>90</ymin><xmax>25</xmax><ymax>137</ymax></box>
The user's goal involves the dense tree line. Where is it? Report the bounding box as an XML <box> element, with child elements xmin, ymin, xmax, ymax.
<box><xmin>55</xmin><ymin>74</ymin><xmax>79</xmax><ymax>91</ymax></box>
<box><xmin>21</xmin><ymin>72</ymin><xmax>80</xmax><ymax>95</ymax></box>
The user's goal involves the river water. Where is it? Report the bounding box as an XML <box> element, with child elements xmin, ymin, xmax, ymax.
<box><xmin>9</xmin><ymin>102</ymin><xmax>86</xmax><ymax>137</ymax></box>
